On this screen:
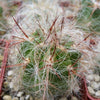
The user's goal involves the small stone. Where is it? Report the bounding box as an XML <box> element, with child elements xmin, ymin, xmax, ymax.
<box><xmin>8</xmin><ymin>70</ymin><xmax>13</xmax><ymax>76</ymax></box>
<box><xmin>30</xmin><ymin>96</ymin><xmax>33</xmax><ymax>100</ymax></box>
<box><xmin>88</xmin><ymin>86</ymin><xmax>95</xmax><ymax>95</ymax></box>
<box><xmin>9</xmin><ymin>82</ymin><xmax>14</xmax><ymax>89</ymax></box>
<box><xmin>91</xmin><ymin>82</ymin><xmax>99</xmax><ymax>90</ymax></box>
<box><xmin>3</xmin><ymin>95</ymin><xmax>12</xmax><ymax>100</ymax></box>
<box><xmin>17</xmin><ymin>91</ymin><xmax>24</xmax><ymax>97</ymax></box>
<box><xmin>95</xmin><ymin>91</ymin><xmax>100</xmax><ymax>97</ymax></box>
<box><xmin>86</xmin><ymin>75</ymin><xmax>94</xmax><ymax>81</ymax></box>
<box><xmin>59</xmin><ymin>97</ymin><xmax>67</xmax><ymax>100</ymax></box>
<box><xmin>3</xmin><ymin>81</ymin><xmax>9</xmax><ymax>88</ymax></box>
<box><xmin>25</xmin><ymin>95</ymin><xmax>30</xmax><ymax>100</ymax></box>
<box><xmin>71</xmin><ymin>96</ymin><xmax>78</xmax><ymax>100</ymax></box>
<box><xmin>35</xmin><ymin>97</ymin><xmax>42</xmax><ymax>100</ymax></box>
<box><xmin>94</xmin><ymin>75</ymin><xmax>100</xmax><ymax>82</ymax></box>
<box><xmin>20</xmin><ymin>96</ymin><xmax>24</xmax><ymax>100</ymax></box>
<box><xmin>7</xmin><ymin>76</ymin><xmax>12</xmax><ymax>81</ymax></box>
<box><xmin>12</xmin><ymin>97</ymin><xmax>19</xmax><ymax>100</ymax></box>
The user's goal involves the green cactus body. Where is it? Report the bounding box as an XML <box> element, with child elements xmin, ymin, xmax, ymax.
<box><xmin>77</xmin><ymin>0</ymin><xmax>100</xmax><ymax>33</ymax></box>
<box><xmin>19</xmin><ymin>28</ymin><xmax>81</xmax><ymax>98</ymax></box>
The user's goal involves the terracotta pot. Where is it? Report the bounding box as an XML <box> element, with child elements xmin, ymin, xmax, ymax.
<box><xmin>80</xmin><ymin>76</ymin><xmax>100</xmax><ymax>100</ymax></box>
<box><xmin>0</xmin><ymin>40</ymin><xmax>9</xmax><ymax>97</ymax></box>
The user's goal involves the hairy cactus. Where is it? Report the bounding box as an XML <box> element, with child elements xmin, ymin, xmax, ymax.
<box><xmin>20</xmin><ymin>27</ymin><xmax>81</xmax><ymax>99</ymax></box>
<box><xmin>6</xmin><ymin>1</ymin><xmax>82</xmax><ymax>99</ymax></box>
<box><xmin>4</xmin><ymin>0</ymin><xmax>100</xmax><ymax>100</ymax></box>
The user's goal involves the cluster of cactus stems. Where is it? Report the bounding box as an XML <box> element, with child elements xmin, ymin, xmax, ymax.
<box><xmin>1</xmin><ymin>0</ymin><xmax>100</xmax><ymax>100</ymax></box>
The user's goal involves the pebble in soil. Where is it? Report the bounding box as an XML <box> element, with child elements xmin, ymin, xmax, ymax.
<box><xmin>86</xmin><ymin>73</ymin><xmax>100</xmax><ymax>98</ymax></box>
<box><xmin>3</xmin><ymin>94</ymin><xmax>34</xmax><ymax>100</ymax></box>
<box><xmin>2</xmin><ymin>69</ymin><xmax>35</xmax><ymax>100</ymax></box>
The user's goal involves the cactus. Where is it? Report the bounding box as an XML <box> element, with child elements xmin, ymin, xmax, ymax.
<box><xmin>7</xmin><ymin>1</ymin><xmax>82</xmax><ymax>99</ymax></box>
<box><xmin>17</xmin><ymin>17</ymin><xmax>81</xmax><ymax>99</ymax></box>
<box><xmin>4</xmin><ymin>0</ymin><xmax>100</xmax><ymax>100</ymax></box>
